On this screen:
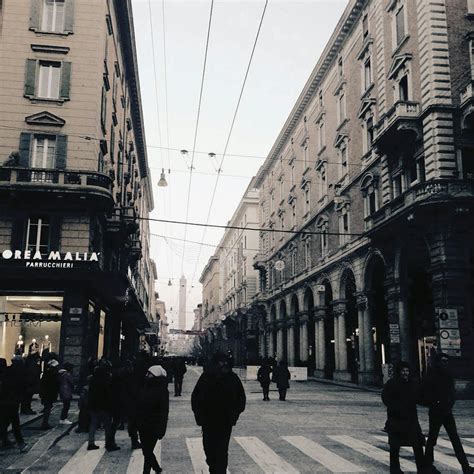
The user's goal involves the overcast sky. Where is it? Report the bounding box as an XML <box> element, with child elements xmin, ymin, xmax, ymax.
<box><xmin>131</xmin><ymin>0</ymin><xmax>348</xmax><ymax>328</ymax></box>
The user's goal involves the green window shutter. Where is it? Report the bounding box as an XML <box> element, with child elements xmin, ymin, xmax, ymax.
<box><xmin>19</xmin><ymin>133</ymin><xmax>32</xmax><ymax>167</ymax></box>
<box><xmin>64</xmin><ymin>0</ymin><xmax>75</xmax><ymax>33</ymax></box>
<box><xmin>49</xmin><ymin>215</ymin><xmax>62</xmax><ymax>251</ymax></box>
<box><xmin>60</xmin><ymin>62</ymin><xmax>72</xmax><ymax>100</ymax></box>
<box><xmin>55</xmin><ymin>135</ymin><xmax>68</xmax><ymax>169</ymax></box>
<box><xmin>24</xmin><ymin>59</ymin><xmax>37</xmax><ymax>98</ymax></box>
<box><xmin>29</xmin><ymin>0</ymin><xmax>41</xmax><ymax>31</ymax></box>
<box><xmin>11</xmin><ymin>215</ymin><xmax>26</xmax><ymax>251</ymax></box>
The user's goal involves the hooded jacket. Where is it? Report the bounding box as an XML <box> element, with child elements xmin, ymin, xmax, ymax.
<box><xmin>39</xmin><ymin>365</ymin><xmax>60</xmax><ymax>403</ymax></box>
<box><xmin>136</xmin><ymin>376</ymin><xmax>169</xmax><ymax>438</ymax></box>
<box><xmin>191</xmin><ymin>361</ymin><xmax>246</xmax><ymax>427</ymax></box>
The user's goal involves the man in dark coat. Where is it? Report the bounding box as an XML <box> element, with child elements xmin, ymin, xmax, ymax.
<box><xmin>136</xmin><ymin>365</ymin><xmax>169</xmax><ymax>474</ymax></box>
<box><xmin>87</xmin><ymin>362</ymin><xmax>119</xmax><ymax>451</ymax></box>
<box><xmin>21</xmin><ymin>352</ymin><xmax>41</xmax><ymax>414</ymax></box>
<box><xmin>273</xmin><ymin>361</ymin><xmax>290</xmax><ymax>401</ymax></box>
<box><xmin>58</xmin><ymin>362</ymin><xmax>74</xmax><ymax>424</ymax></box>
<box><xmin>39</xmin><ymin>359</ymin><xmax>60</xmax><ymax>430</ymax></box>
<box><xmin>257</xmin><ymin>359</ymin><xmax>272</xmax><ymax>401</ymax></box>
<box><xmin>173</xmin><ymin>357</ymin><xmax>187</xmax><ymax>397</ymax></box>
<box><xmin>0</xmin><ymin>356</ymin><xmax>28</xmax><ymax>451</ymax></box>
<box><xmin>192</xmin><ymin>352</ymin><xmax>246</xmax><ymax>474</ymax></box>
<box><xmin>382</xmin><ymin>361</ymin><xmax>425</xmax><ymax>473</ymax></box>
<box><xmin>422</xmin><ymin>353</ymin><xmax>473</xmax><ymax>473</ymax></box>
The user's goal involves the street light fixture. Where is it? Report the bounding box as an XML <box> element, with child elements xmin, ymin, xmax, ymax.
<box><xmin>157</xmin><ymin>168</ymin><xmax>168</xmax><ymax>187</ymax></box>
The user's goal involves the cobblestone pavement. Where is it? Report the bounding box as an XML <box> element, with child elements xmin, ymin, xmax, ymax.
<box><xmin>2</xmin><ymin>366</ymin><xmax>474</xmax><ymax>473</ymax></box>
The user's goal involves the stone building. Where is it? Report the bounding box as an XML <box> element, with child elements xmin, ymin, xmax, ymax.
<box><xmin>199</xmin><ymin>180</ymin><xmax>260</xmax><ymax>365</ymax></box>
<box><xmin>249</xmin><ymin>0</ymin><xmax>474</xmax><ymax>387</ymax></box>
<box><xmin>0</xmin><ymin>0</ymin><xmax>156</xmax><ymax>383</ymax></box>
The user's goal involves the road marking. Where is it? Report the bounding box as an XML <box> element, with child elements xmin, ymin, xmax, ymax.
<box><xmin>58</xmin><ymin>441</ymin><xmax>105</xmax><ymax>473</ymax></box>
<box><xmin>187</xmin><ymin>437</ymin><xmax>210</xmax><ymax>473</ymax></box>
<box><xmin>462</xmin><ymin>438</ymin><xmax>474</xmax><ymax>444</ymax></box>
<box><xmin>282</xmin><ymin>436</ymin><xmax>365</xmax><ymax>472</ymax></box>
<box><xmin>127</xmin><ymin>441</ymin><xmax>162</xmax><ymax>473</ymax></box>
<box><xmin>329</xmin><ymin>435</ymin><xmax>417</xmax><ymax>472</ymax></box>
<box><xmin>8</xmin><ymin>426</ymin><xmax>66</xmax><ymax>472</ymax></box>
<box><xmin>373</xmin><ymin>435</ymin><xmax>460</xmax><ymax>470</ymax></box>
<box><xmin>437</xmin><ymin>438</ymin><xmax>474</xmax><ymax>456</ymax></box>
<box><xmin>235</xmin><ymin>436</ymin><xmax>299</xmax><ymax>473</ymax></box>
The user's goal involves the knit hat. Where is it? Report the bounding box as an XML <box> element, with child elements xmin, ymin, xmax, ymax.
<box><xmin>48</xmin><ymin>359</ymin><xmax>59</xmax><ymax>367</ymax></box>
<box><xmin>147</xmin><ymin>365</ymin><xmax>167</xmax><ymax>378</ymax></box>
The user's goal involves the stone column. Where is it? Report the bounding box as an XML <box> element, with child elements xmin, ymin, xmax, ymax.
<box><xmin>338</xmin><ymin>312</ymin><xmax>347</xmax><ymax>372</ymax></box>
<box><xmin>356</xmin><ymin>294</ymin><xmax>366</xmax><ymax>373</ymax></box>
<box><xmin>287</xmin><ymin>324</ymin><xmax>295</xmax><ymax>366</ymax></box>
<box><xmin>318</xmin><ymin>319</ymin><xmax>326</xmax><ymax>371</ymax></box>
<box><xmin>314</xmin><ymin>307</ymin><xmax>326</xmax><ymax>375</ymax></box>
<box><xmin>333</xmin><ymin>314</ymin><xmax>340</xmax><ymax>371</ymax></box>
<box><xmin>332</xmin><ymin>301</ymin><xmax>349</xmax><ymax>381</ymax></box>
<box><xmin>300</xmin><ymin>322</ymin><xmax>308</xmax><ymax>363</ymax></box>
<box><xmin>277</xmin><ymin>328</ymin><xmax>284</xmax><ymax>360</ymax></box>
<box><xmin>267</xmin><ymin>326</ymin><xmax>274</xmax><ymax>358</ymax></box>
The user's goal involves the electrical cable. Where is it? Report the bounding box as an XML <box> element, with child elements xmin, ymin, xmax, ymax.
<box><xmin>180</xmin><ymin>0</ymin><xmax>215</xmax><ymax>275</ymax></box>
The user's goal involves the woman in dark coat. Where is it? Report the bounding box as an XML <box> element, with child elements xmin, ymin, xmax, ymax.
<box><xmin>382</xmin><ymin>361</ymin><xmax>425</xmax><ymax>473</ymax></box>
<box><xmin>257</xmin><ymin>359</ymin><xmax>272</xmax><ymax>401</ymax></box>
<box><xmin>136</xmin><ymin>365</ymin><xmax>169</xmax><ymax>474</ymax></box>
<box><xmin>273</xmin><ymin>361</ymin><xmax>290</xmax><ymax>401</ymax></box>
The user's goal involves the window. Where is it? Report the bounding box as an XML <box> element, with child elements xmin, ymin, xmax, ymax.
<box><xmin>304</xmin><ymin>240</ymin><xmax>311</xmax><ymax>269</ymax></box>
<box><xmin>304</xmin><ymin>185</ymin><xmax>311</xmax><ymax>215</ymax></box>
<box><xmin>366</xmin><ymin>117</ymin><xmax>374</xmax><ymax>152</ymax></box>
<box><xmin>318</xmin><ymin>121</ymin><xmax>325</xmax><ymax>151</ymax></box>
<box><xmin>0</xmin><ymin>0</ymin><xmax>4</xmax><ymax>36</ymax></box>
<box><xmin>291</xmin><ymin>204</ymin><xmax>296</xmax><ymax>228</ymax></box>
<box><xmin>339</xmin><ymin>212</ymin><xmax>350</xmax><ymax>246</ymax></box>
<box><xmin>395</xmin><ymin>5</ymin><xmax>406</xmax><ymax>46</ymax></box>
<box><xmin>399</xmin><ymin>75</ymin><xmax>409</xmax><ymax>101</ymax></box>
<box><xmin>338</xmin><ymin>57</ymin><xmax>343</xmax><ymax>77</ymax></box>
<box><xmin>279</xmin><ymin>178</ymin><xmax>284</xmax><ymax>202</ymax></box>
<box><xmin>319</xmin><ymin>90</ymin><xmax>323</xmax><ymax>107</ymax></box>
<box><xmin>317</xmin><ymin>166</ymin><xmax>327</xmax><ymax>200</ymax></box>
<box><xmin>38</xmin><ymin>61</ymin><xmax>61</xmax><ymax>99</ymax></box>
<box><xmin>364</xmin><ymin>57</ymin><xmax>372</xmax><ymax>90</ymax></box>
<box><xmin>340</xmin><ymin>145</ymin><xmax>348</xmax><ymax>178</ymax></box>
<box><xmin>98</xmin><ymin>151</ymin><xmax>105</xmax><ymax>173</ymax></box>
<box><xmin>42</xmin><ymin>0</ymin><xmax>65</xmax><ymax>33</ymax></box>
<box><xmin>31</xmin><ymin>136</ymin><xmax>56</xmax><ymax>169</ymax></box>
<box><xmin>469</xmin><ymin>39</ymin><xmax>474</xmax><ymax>79</ymax></box>
<box><xmin>291</xmin><ymin>164</ymin><xmax>295</xmax><ymax>186</ymax></box>
<box><xmin>461</xmin><ymin>148</ymin><xmax>474</xmax><ymax>179</ymax></box>
<box><xmin>391</xmin><ymin>173</ymin><xmax>404</xmax><ymax>198</ymax></box>
<box><xmin>100</xmin><ymin>85</ymin><xmax>107</xmax><ymax>133</ymax></box>
<box><xmin>26</xmin><ymin>216</ymin><xmax>50</xmax><ymax>254</ymax></box>
<box><xmin>363</xmin><ymin>14</ymin><xmax>369</xmax><ymax>38</ymax></box>
<box><xmin>291</xmin><ymin>250</ymin><xmax>297</xmax><ymax>276</ymax></box>
<box><xmin>407</xmin><ymin>155</ymin><xmax>426</xmax><ymax>187</ymax></box>
<box><xmin>317</xmin><ymin>218</ymin><xmax>329</xmax><ymax>257</ymax></box>
<box><xmin>362</xmin><ymin>175</ymin><xmax>379</xmax><ymax>218</ymax></box>
<box><xmin>338</xmin><ymin>93</ymin><xmax>346</xmax><ymax>124</ymax></box>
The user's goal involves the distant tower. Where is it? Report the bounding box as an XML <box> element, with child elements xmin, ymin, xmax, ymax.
<box><xmin>178</xmin><ymin>275</ymin><xmax>187</xmax><ymax>330</ymax></box>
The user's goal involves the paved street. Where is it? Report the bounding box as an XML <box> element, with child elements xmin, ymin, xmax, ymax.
<box><xmin>2</xmin><ymin>366</ymin><xmax>474</xmax><ymax>473</ymax></box>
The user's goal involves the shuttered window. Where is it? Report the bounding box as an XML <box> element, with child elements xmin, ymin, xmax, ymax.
<box><xmin>42</xmin><ymin>0</ymin><xmax>65</xmax><ymax>33</ymax></box>
<box><xmin>18</xmin><ymin>133</ymin><xmax>67</xmax><ymax>170</ymax></box>
<box><xmin>24</xmin><ymin>60</ymin><xmax>71</xmax><ymax>100</ymax></box>
<box><xmin>31</xmin><ymin>135</ymin><xmax>56</xmax><ymax>181</ymax></box>
<box><xmin>38</xmin><ymin>61</ymin><xmax>61</xmax><ymax>99</ymax></box>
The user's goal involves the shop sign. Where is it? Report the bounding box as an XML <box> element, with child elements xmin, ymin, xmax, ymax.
<box><xmin>0</xmin><ymin>249</ymin><xmax>100</xmax><ymax>269</ymax></box>
<box><xmin>436</xmin><ymin>308</ymin><xmax>459</xmax><ymax>329</ymax></box>
<box><xmin>439</xmin><ymin>328</ymin><xmax>461</xmax><ymax>356</ymax></box>
<box><xmin>389</xmin><ymin>323</ymin><xmax>400</xmax><ymax>343</ymax></box>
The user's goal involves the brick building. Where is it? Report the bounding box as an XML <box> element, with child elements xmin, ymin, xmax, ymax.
<box><xmin>0</xmin><ymin>0</ymin><xmax>156</xmax><ymax>383</ymax></box>
<box><xmin>245</xmin><ymin>0</ymin><xmax>474</xmax><ymax>387</ymax></box>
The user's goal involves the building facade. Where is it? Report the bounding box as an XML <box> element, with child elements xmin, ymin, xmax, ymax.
<box><xmin>246</xmin><ymin>0</ymin><xmax>474</xmax><ymax>387</ymax></box>
<box><xmin>0</xmin><ymin>0</ymin><xmax>156</xmax><ymax>383</ymax></box>
<box><xmin>199</xmin><ymin>180</ymin><xmax>260</xmax><ymax>365</ymax></box>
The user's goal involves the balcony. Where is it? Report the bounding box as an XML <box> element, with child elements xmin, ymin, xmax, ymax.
<box><xmin>460</xmin><ymin>82</ymin><xmax>473</xmax><ymax>107</ymax></box>
<box><xmin>0</xmin><ymin>167</ymin><xmax>113</xmax><ymax>210</ymax></box>
<box><xmin>128</xmin><ymin>233</ymin><xmax>143</xmax><ymax>262</ymax></box>
<box><xmin>106</xmin><ymin>205</ymin><xmax>139</xmax><ymax>237</ymax></box>
<box><xmin>367</xmin><ymin>179</ymin><xmax>474</xmax><ymax>230</ymax></box>
<box><xmin>374</xmin><ymin>101</ymin><xmax>421</xmax><ymax>152</ymax></box>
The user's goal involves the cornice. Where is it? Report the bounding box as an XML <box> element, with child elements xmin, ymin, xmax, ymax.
<box><xmin>254</xmin><ymin>0</ymin><xmax>367</xmax><ymax>189</ymax></box>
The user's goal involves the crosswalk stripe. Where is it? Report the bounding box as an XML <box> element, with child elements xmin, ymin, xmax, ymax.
<box><xmin>373</xmin><ymin>435</ymin><xmax>460</xmax><ymax>470</ymax></box>
<box><xmin>235</xmin><ymin>436</ymin><xmax>299</xmax><ymax>473</ymax></box>
<box><xmin>462</xmin><ymin>438</ymin><xmax>474</xmax><ymax>445</ymax></box>
<box><xmin>437</xmin><ymin>438</ymin><xmax>474</xmax><ymax>456</ymax></box>
<box><xmin>329</xmin><ymin>435</ymin><xmax>417</xmax><ymax>472</ymax></box>
<box><xmin>186</xmin><ymin>437</ymin><xmax>211</xmax><ymax>473</ymax></box>
<box><xmin>127</xmin><ymin>442</ymin><xmax>162</xmax><ymax>473</ymax></box>
<box><xmin>58</xmin><ymin>441</ymin><xmax>105</xmax><ymax>474</ymax></box>
<box><xmin>282</xmin><ymin>436</ymin><xmax>365</xmax><ymax>473</ymax></box>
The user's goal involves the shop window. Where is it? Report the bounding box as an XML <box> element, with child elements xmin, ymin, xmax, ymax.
<box><xmin>461</xmin><ymin>148</ymin><xmax>474</xmax><ymax>179</ymax></box>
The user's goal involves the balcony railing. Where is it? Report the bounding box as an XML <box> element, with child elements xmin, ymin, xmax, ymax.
<box><xmin>0</xmin><ymin>167</ymin><xmax>112</xmax><ymax>193</ymax></box>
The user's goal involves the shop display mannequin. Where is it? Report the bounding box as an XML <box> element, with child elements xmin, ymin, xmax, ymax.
<box><xmin>15</xmin><ymin>335</ymin><xmax>25</xmax><ymax>355</ymax></box>
<box><xmin>28</xmin><ymin>338</ymin><xmax>39</xmax><ymax>355</ymax></box>
<box><xmin>41</xmin><ymin>335</ymin><xmax>52</xmax><ymax>358</ymax></box>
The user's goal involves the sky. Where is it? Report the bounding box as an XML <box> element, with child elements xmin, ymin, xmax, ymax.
<box><xmin>131</xmin><ymin>0</ymin><xmax>348</xmax><ymax>329</ymax></box>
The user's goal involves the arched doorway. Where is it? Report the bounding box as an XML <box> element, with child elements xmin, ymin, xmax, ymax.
<box><xmin>279</xmin><ymin>300</ymin><xmax>288</xmax><ymax>362</ymax></box>
<box><xmin>342</xmin><ymin>270</ymin><xmax>358</xmax><ymax>384</ymax></box>
<box><xmin>365</xmin><ymin>255</ymin><xmax>390</xmax><ymax>385</ymax></box>
<box><xmin>401</xmin><ymin>238</ymin><xmax>434</xmax><ymax>375</ymax></box>
<box><xmin>323</xmin><ymin>280</ymin><xmax>335</xmax><ymax>379</ymax></box>
<box><xmin>304</xmin><ymin>287</ymin><xmax>315</xmax><ymax>373</ymax></box>
<box><xmin>290</xmin><ymin>294</ymin><xmax>300</xmax><ymax>365</ymax></box>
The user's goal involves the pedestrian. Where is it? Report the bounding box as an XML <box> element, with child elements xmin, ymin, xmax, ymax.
<box><xmin>173</xmin><ymin>357</ymin><xmax>187</xmax><ymax>396</ymax></box>
<box><xmin>0</xmin><ymin>356</ymin><xmax>28</xmax><ymax>451</ymax></box>
<box><xmin>273</xmin><ymin>361</ymin><xmax>290</xmax><ymax>401</ymax></box>
<box><xmin>39</xmin><ymin>358</ymin><xmax>60</xmax><ymax>430</ymax></box>
<box><xmin>136</xmin><ymin>365</ymin><xmax>169</xmax><ymax>473</ymax></box>
<box><xmin>191</xmin><ymin>352</ymin><xmax>246</xmax><ymax>474</ymax></box>
<box><xmin>58</xmin><ymin>362</ymin><xmax>74</xmax><ymax>424</ymax></box>
<box><xmin>87</xmin><ymin>361</ymin><xmax>120</xmax><ymax>451</ymax></box>
<box><xmin>257</xmin><ymin>359</ymin><xmax>272</xmax><ymax>401</ymax></box>
<box><xmin>422</xmin><ymin>353</ymin><xmax>473</xmax><ymax>474</ymax></box>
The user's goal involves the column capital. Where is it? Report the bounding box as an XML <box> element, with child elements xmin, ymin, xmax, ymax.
<box><xmin>331</xmin><ymin>300</ymin><xmax>347</xmax><ymax>318</ymax></box>
<box><xmin>314</xmin><ymin>306</ymin><xmax>326</xmax><ymax>321</ymax></box>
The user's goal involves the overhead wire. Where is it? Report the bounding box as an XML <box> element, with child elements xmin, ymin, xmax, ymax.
<box><xmin>188</xmin><ymin>0</ymin><xmax>269</xmax><ymax>293</ymax></box>
<box><xmin>180</xmin><ymin>0</ymin><xmax>215</xmax><ymax>275</ymax></box>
